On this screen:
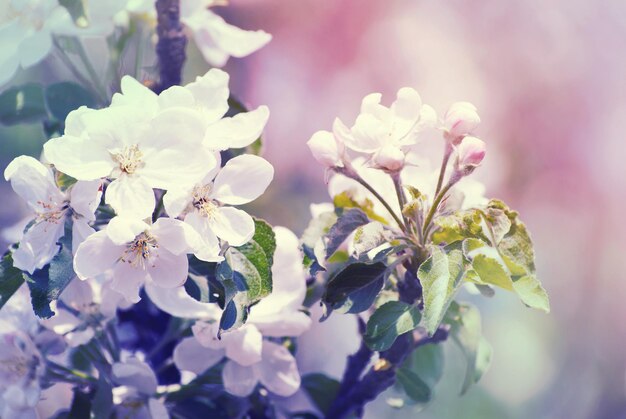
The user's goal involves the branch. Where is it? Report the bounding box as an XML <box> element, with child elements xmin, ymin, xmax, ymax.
<box><xmin>154</xmin><ymin>0</ymin><xmax>187</xmax><ymax>92</ymax></box>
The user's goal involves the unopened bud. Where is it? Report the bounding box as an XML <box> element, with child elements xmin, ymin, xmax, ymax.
<box><xmin>443</xmin><ymin>102</ymin><xmax>480</xmax><ymax>142</ymax></box>
<box><xmin>456</xmin><ymin>136</ymin><xmax>486</xmax><ymax>173</ymax></box>
<box><xmin>307</xmin><ymin>130</ymin><xmax>345</xmax><ymax>168</ymax></box>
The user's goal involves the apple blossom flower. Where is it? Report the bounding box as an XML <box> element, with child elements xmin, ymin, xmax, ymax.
<box><xmin>44</xmin><ymin>105</ymin><xmax>217</xmax><ymax>220</ymax></box>
<box><xmin>0</xmin><ymin>0</ymin><xmax>72</xmax><ymax>85</ymax></box>
<box><xmin>307</xmin><ymin>118</ymin><xmax>350</xmax><ymax>168</ymax></box>
<box><xmin>345</xmin><ymin>87</ymin><xmax>437</xmax><ymax>172</ymax></box>
<box><xmin>164</xmin><ymin>154</ymin><xmax>273</xmax><ymax>261</ymax></box>
<box><xmin>442</xmin><ymin>101</ymin><xmax>481</xmax><ymax>142</ymax></box>
<box><xmin>111</xmin><ymin>357</ymin><xmax>168</xmax><ymax>419</ymax></box>
<box><xmin>173</xmin><ymin>227</ymin><xmax>310</xmax><ymax>397</ymax></box>
<box><xmin>111</xmin><ymin>69</ymin><xmax>270</xmax><ymax>152</ymax></box>
<box><xmin>4</xmin><ymin>156</ymin><xmax>102</xmax><ymax>273</ymax></box>
<box><xmin>455</xmin><ymin>135</ymin><xmax>486</xmax><ymax>174</ymax></box>
<box><xmin>73</xmin><ymin>216</ymin><xmax>200</xmax><ymax>303</ymax></box>
<box><xmin>180</xmin><ymin>0</ymin><xmax>272</xmax><ymax>67</ymax></box>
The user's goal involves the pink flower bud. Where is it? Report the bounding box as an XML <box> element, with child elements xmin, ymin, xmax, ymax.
<box><xmin>307</xmin><ymin>130</ymin><xmax>345</xmax><ymax>168</ymax></box>
<box><xmin>443</xmin><ymin>102</ymin><xmax>480</xmax><ymax>142</ymax></box>
<box><xmin>456</xmin><ymin>136</ymin><xmax>486</xmax><ymax>170</ymax></box>
<box><xmin>373</xmin><ymin>144</ymin><xmax>405</xmax><ymax>172</ymax></box>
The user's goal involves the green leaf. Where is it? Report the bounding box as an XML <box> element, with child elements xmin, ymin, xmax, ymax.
<box><xmin>301</xmin><ymin>373</ymin><xmax>340</xmax><ymax>415</ymax></box>
<box><xmin>333</xmin><ymin>191</ymin><xmax>387</xmax><ymax>224</ymax></box>
<box><xmin>364</xmin><ymin>301</ymin><xmax>421</xmax><ymax>351</ymax></box>
<box><xmin>402</xmin><ymin>343</ymin><xmax>445</xmax><ymax>389</ymax></box>
<box><xmin>463</xmin><ymin>238</ymin><xmax>514</xmax><ymax>291</ymax></box>
<box><xmin>0</xmin><ymin>253</ymin><xmax>25</xmax><ymax>310</ymax></box>
<box><xmin>353</xmin><ymin>222</ymin><xmax>387</xmax><ymax>257</ymax></box>
<box><xmin>322</xmin><ymin>261</ymin><xmax>388</xmax><ymax>316</ymax></box>
<box><xmin>445</xmin><ymin>302</ymin><xmax>490</xmax><ymax>394</ymax></box>
<box><xmin>0</xmin><ymin>83</ymin><xmax>47</xmax><ymax>125</ymax></box>
<box><xmin>325</xmin><ymin>208</ymin><xmax>369</xmax><ymax>259</ymax></box>
<box><xmin>512</xmin><ymin>274</ymin><xmax>550</xmax><ymax>313</ymax></box>
<box><xmin>24</xmin><ymin>224</ymin><xmax>76</xmax><ymax>318</ymax></box>
<box><xmin>418</xmin><ymin>246</ymin><xmax>465</xmax><ymax>335</ymax></box>
<box><xmin>45</xmin><ymin>82</ymin><xmax>97</xmax><ymax>121</ymax></box>
<box><xmin>396</xmin><ymin>368</ymin><xmax>431</xmax><ymax>403</ymax></box>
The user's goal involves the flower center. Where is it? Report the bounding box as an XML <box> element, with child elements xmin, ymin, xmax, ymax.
<box><xmin>191</xmin><ymin>185</ymin><xmax>219</xmax><ymax>219</ymax></box>
<box><xmin>121</xmin><ymin>232</ymin><xmax>158</xmax><ymax>268</ymax></box>
<box><xmin>112</xmin><ymin>145</ymin><xmax>144</xmax><ymax>175</ymax></box>
<box><xmin>36</xmin><ymin>198</ymin><xmax>68</xmax><ymax>224</ymax></box>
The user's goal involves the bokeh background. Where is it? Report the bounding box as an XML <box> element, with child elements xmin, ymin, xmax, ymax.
<box><xmin>1</xmin><ymin>0</ymin><xmax>625</xmax><ymax>418</ymax></box>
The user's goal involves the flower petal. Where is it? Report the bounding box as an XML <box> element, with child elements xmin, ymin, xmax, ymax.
<box><xmin>4</xmin><ymin>156</ymin><xmax>63</xmax><ymax>211</ymax></box>
<box><xmin>211</xmin><ymin>155</ymin><xmax>273</xmax><ymax>205</ymax></box>
<box><xmin>145</xmin><ymin>284</ymin><xmax>220</xmax><ymax>320</ymax></box>
<box><xmin>71</xmin><ymin>218</ymin><xmax>95</xmax><ymax>252</ymax></box>
<box><xmin>106</xmin><ymin>216</ymin><xmax>149</xmax><ymax>245</ymax></box>
<box><xmin>150</xmin><ymin>217</ymin><xmax>198</xmax><ymax>255</ymax></box>
<box><xmin>112</xmin><ymin>358</ymin><xmax>158</xmax><ymax>395</ymax></box>
<box><xmin>203</xmin><ymin>106</ymin><xmax>269</xmax><ymax>150</ymax></box>
<box><xmin>69</xmin><ymin>180</ymin><xmax>102</xmax><ymax>220</ymax></box>
<box><xmin>73</xmin><ymin>231</ymin><xmax>124</xmax><ymax>280</ymax></box>
<box><xmin>110</xmin><ymin>262</ymin><xmax>148</xmax><ymax>303</ymax></box>
<box><xmin>105</xmin><ymin>176</ymin><xmax>155</xmax><ymax>220</ymax></box>
<box><xmin>184</xmin><ymin>69</ymin><xmax>229</xmax><ymax>123</ymax></box>
<box><xmin>209</xmin><ymin>207</ymin><xmax>254</xmax><ymax>246</ymax></box>
<box><xmin>249</xmin><ymin>311</ymin><xmax>311</xmax><ymax>338</ymax></box>
<box><xmin>163</xmin><ymin>186</ymin><xmax>193</xmax><ymax>219</ymax></box>
<box><xmin>43</xmin><ymin>135</ymin><xmax>114</xmax><ymax>180</ymax></box>
<box><xmin>146</xmin><ymin>249</ymin><xmax>188</xmax><ymax>289</ymax></box>
<box><xmin>222</xmin><ymin>361</ymin><xmax>258</xmax><ymax>397</ymax></box>
<box><xmin>173</xmin><ymin>337</ymin><xmax>224</xmax><ymax>375</ymax></box>
<box><xmin>13</xmin><ymin>220</ymin><xmax>65</xmax><ymax>274</ymax></box>
<box><xmin>256</xmin><ymin>341</ymin><xmax>301</xmax><ymax>397</ymax></box>
<box><xmin>184</xmin><ymin>212</ymin><xmax>221</xmax><ymax>262</ymax></box>
<box><xmin>222</xmin><ymin>325</ymin><xmax>263</xmax><ymax>367</ymax></box>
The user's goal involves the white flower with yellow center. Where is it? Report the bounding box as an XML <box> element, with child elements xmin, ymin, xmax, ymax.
<box><xmin>43</xmin><ymin>105</ymin><xmax>217</xmax><ymax>220</ymax></box>
<box><xmin>73</xmin><ymin>216</ymin><xmax>200</xmax><ymax>303</ymax></box>
<box><xmin>4</xmin><ymin>156</ymin><xmax>102</xmax><ymax>274</ymax></box>
<box><xmin>163</xmin><ymin>154</ymin><xmax>273</xmax><ymax>261</ymax></box>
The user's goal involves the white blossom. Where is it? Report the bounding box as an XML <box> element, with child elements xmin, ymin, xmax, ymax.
<box><xmin>4</xmin><ymin>156</ymin><xmax>101</xmax><ymax>273</ymax></box>
<box><xmin>164</xmin><ymin>154</ymin><xmax>273</xmax><ymax>261</ymax></box>
<box><xmin>44</xmin><ymin>104</ymin><xmax>217</xmax><ymax>220</ymax></box>
<box><xmin>73</xmin><ymin>216</ymin><xmax>199</xmax><ymax>303</ymax></box>
<box><xmin>111</xmin><ymin>357</ymin><xmax>168</xmax><ymax>419</ymax></box>
<box><xmin>173</xmin><ymin>227</ymin><xmax>310</xmax><ymax>397</ymax></box>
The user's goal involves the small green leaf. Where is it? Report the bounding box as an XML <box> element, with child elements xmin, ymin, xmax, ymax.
<box><xmin>45</xmin><ymin>82</ymin><xmax>97</xmax><ymax>121</ymax></box>
<box><xmin>445</xmin><ymin>302</ymin><xmax>490</xmax><ymax>394</ymax></box>
<box><xmin>0</xmin><ymin>253</ymin><xmax>25</xmax><ymax>310</ymax></box>
<box><xmin>325</xmin><ymin>208</ymin><xmax>369</xmax><ymax>259</ymax></box>
<box><xmin>396</xmin><ymin>368</ymin><xmax>431</xmax><ymax>403</ymax></box>
<box><xmin>0</xmin><ymin>83</ymin><xmax>47</xmax><ymax>125</ymax></box>
<box><xmin>322</xmin><ymin>261</ymin><xmax>388</xmax><ymax>316</ymax></box>
<box><xmin>364</xmin><ymin>301</ymin><xmax>421</xmax><ymax>351</ymax></box>
<box><xmin>333</xmin><ymin>191</ymin><xmax>387</xmax><ymax>224</ymax></box>
<box><xmin>512</xmin><ymin>274</ymin><xmax>550</xmax><ymax>313</ymax></box>
<box><xmin>301</xmin><ymin>373</ymin><xmax>340</xmax><ymax>415</ymax></box>
<box><xmin>418</xmin><ymin>246</ymin><xmax>465</xmax><ymax>335</ymax></box>
<box><xmin>353</xmin><ymin>222</ymin><xmax>387</xmax><ymax>257</ymax></box>
<box><xmin>463</xmin><ymin>238</ymin><xmax>514</xmax><ymax>291</ymax></box>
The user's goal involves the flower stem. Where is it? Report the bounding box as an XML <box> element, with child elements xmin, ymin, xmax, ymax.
<box><xmin>435</xmin><ymin>142</ymin><xmax>453</xmax><ymax>196</ymax></box>
<box><xmin>391</xmin><ymin>172</ymin><xmax>411</xmax><ymax>233</ymax></box>
<box><xmin>155</xmin><ymin>0</ymin><xmax>187</xmax><ymax>92</ymax></box>
<box><xmin>347</xmin><ymin>172</ymin><xmax>407</xmax><ymax>232</ymax></box>
<box><xmin>421</xmin><ymin>178</ymin><xmax>456</xmax><ymax>240</ymax></box>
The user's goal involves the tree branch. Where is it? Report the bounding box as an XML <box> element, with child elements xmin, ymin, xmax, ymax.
<box><xmin>154</xmin><ymin>0</ymin><xmax>187</xmax><ymax>92</ymax></box>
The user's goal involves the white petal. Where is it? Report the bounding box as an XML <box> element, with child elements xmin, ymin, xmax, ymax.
<box><xmin>163</xmin><ymin>186</ymin><xmax>192</xmax><ymax>219</ymax></box>
<box><xmin>173</xmin><ymin>337</ymin><xmax>224</xmax><ymax>375</ymax></box>
<box><xmin>106</xmin><ymin>217</ymin><xmax>149</xmax><ymax>245</ymax></box>
<box><xmin>191</xmin><ymin>321</ymin><xmax>224</xmax><ymax>350</ymax></box>
<box><xmin>249</xmin><ymin>311</ymin><xmax>311</xmax><ymax>338</ymax></box>
<box><xmin>208</xmin><ymin>207</ymin><xmax>254</xmax><ymax>246</ymax></box>
<box><xmin>64</xmin><ymin>106</ymin><xmax>96</xmax><ymax>137</ymax></box>
<box><xmin>4</xmin><ymin>156</ymin><xmax>63</xmax><ymax>211</ymax></box>
<box><xmin>222</xmin><ymin>361</ymin><xmax>258</xmax><ymax>397</ymax></box>
<box><xmin>73</xmin><ymin>231</ymin><xmax>124</xmax><ymax>280</ymax></box>
<box><xmin>71</xmin><ymin>218</ymin><xmax>95</xmax><ymax>252</ymax></box>
<box><xmin>146</xmin><ymin>249</ymin><xmax>188</xmax><ymax>289</ymax></box>
<box><xmin>145</xmin><ymin>284</ymin><xmax>220</xmax><ymax>320</ymax></box>
<box><xmin>203</xmin><ymin>106</ymin><xmax>269</xmax><ymax>150</ymax></box>
<box><xmin>148</xmin><ymin>399</ymin><xmax>169</xmax><ymax>419</ymax></box>
<box><xmin>43</xmin><ymin>135</ymin><xmax>114</xmax><ymax>180</ymax></box>
<box><xmin>390</xmin><ymin>87</ymin><xmax>422</xmax><ymax>123</ymax></box>
<box><xmin>184</xmin><ymin>212</ymin><xmax>221</xmax><ymax>262</ymax></box>
<box><xmin>184</xmin><ymin>69</ymin><xmax>229</xmax><ymax>123</ymax></box>
<box><xmin>140</xmin><ymin>147</ymin><xmax>216</xmax><ymax>191</ymax></box>
<box><xmin>222</xmin><ymin>325</ymin><xmax>263</xmax><ymax>367</ymax></box>
<box><xmin>112</xmin><ymin>358</ymin><xmax>158</xmax><ymax>395</ymax></box>
<box><xmin>348</xmin><ymin>113</ymin><xmax>388</xmax><ymax>152</ymax></box>
<box><xmin>150</xmin><ymin>217</ymin><xmax>198</xmax><ymax>255</ymax></box>
<box><xmin>13</xmin><ymin>220</ymin><xmax>65</xmax><ymax>274</ymax></box>
<box><xmin>69</xmin><ymin>180</ymin><xmax>102</xmax><ymax>220</ymax></box>
<box><xmin>40</xmin><ymin>309</ymin><xmax>81</xmax><ymax>336</ymax></box>
<box><xmin>211</xmin><ymin>155</ymin><xmax>273</xmax><ymax>205</ymax></box>
<box><xmin>256</xmin><ymin>341</ymin><xmax>301</xmax><ymax>397</ymax></box>
<box><xmin>105</xmin><ymin>176</ymin><xmax>155</xmax><ymax>220</ymax></box>
<box><xmin>111</xmin><ymin>76</ymin><xmax>158</xmax><ymax>116</ymax></box>
<box><xmin>110</xmin><ymin>262</ymin><xmax>148</xmax><ymax>303</ymax></box>
<box><xmin>157</xmin><ymin>85</ymin><xmax>195</xmax><ymax>109</ymax></box>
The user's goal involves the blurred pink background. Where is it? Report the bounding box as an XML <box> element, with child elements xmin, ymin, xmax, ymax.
<box><xmin>216</xmin><ymin>1</ymin><xmax>626</xmax><ymax>417</ymax></box>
